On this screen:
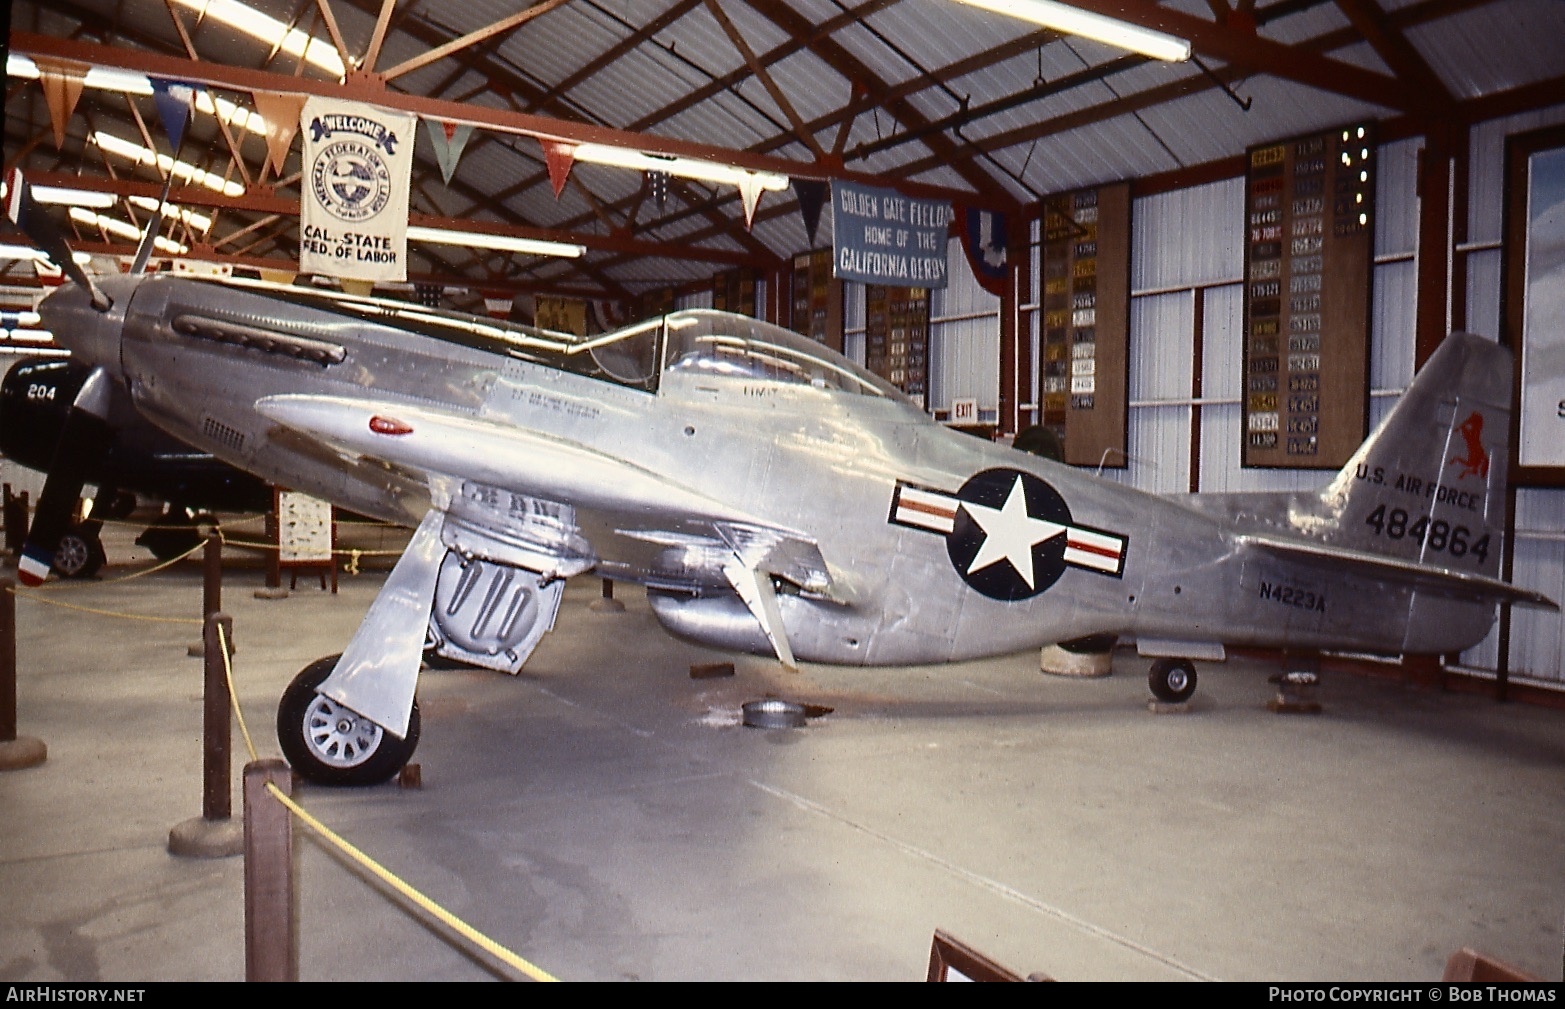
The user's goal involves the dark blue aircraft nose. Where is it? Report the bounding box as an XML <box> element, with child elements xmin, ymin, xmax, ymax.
<box><xmin>35</xmin><ymin>274</ymin><xmax>135</xmax><ymax>376</ymax></box>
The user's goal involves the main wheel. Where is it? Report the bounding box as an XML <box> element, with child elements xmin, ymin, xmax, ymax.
<box><xmin>1148</xmin><ymin>657</ymin><xmax>1197</xmax><ymax>704</ymax></box>
<box><xmin>53</xmin><ymin>522</ymin><xmax>106</xmax><ymax>579</ymax></box>
<box><xmin>277</xmin><ymin>655</ymin><xmax>420</xmax><ymax>786</ymax></box>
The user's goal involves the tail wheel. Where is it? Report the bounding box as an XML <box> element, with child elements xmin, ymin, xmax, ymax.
<box><xmin>277</xmin><ymin>654</ymin><xmax>420</xmax><ymax>786</ymax></box>
<box><xmin>1149</xmin><ymin>657</ymin><xmax>1197</xmax><ymax>704</ymax></box>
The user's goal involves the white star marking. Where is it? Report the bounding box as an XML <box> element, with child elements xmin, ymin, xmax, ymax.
<box><xmin>960</xmin><ymin>475</ymin><xmax>1067</xmax><ymax>589</ymax></box>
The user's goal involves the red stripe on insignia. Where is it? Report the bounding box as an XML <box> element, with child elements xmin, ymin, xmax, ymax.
<box><xmin>900</xmin><ymin>498</ymin><xmax>957</xmax><ymax>520</ymax></box>
<box><xmin>1067</xmin><ymin>538</ymin><xmax>1121</xmax><ymax>559</ymax></box>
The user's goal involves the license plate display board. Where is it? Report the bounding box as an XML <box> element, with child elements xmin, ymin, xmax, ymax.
<box><xmin>711</xmin><ymin>267</ymin><xmax>758</xmax><ymax>317</ymax></box>
<box><xmin>791</xmin><ymin>248</ymin><xmax>844</xmax><ymax>352</ymax></box>
<box><xmin>864</xmin><ymin>284</ymin><xmax>930</xmax><ymax>407</ymax></box>
<box><xmin>1038</xmin><ymin>182</ymin><xmax>1129</xmax><ymax>468</ymax></box>
<box><xmin>1243</xmin><ymin>123</ymin><xmax>1375</xmax><ymax>468</ymax></box>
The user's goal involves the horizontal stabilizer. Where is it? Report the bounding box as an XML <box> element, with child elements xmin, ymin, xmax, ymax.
<box><xmin>1240</xmin><ymin>532</ymin><xmax>1558</xmax><ymax>611</ymax></box>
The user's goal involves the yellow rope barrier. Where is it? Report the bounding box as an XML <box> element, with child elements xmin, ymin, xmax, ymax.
<box><xmin>264</xmin><ymin>783</ymin><xmax>559</xmax><ymax>982</ymax></box>
<box><xmin>221</xmin><ymin>536</ymin><xmax>404</xmax><ymax>558</ymax></box>
<box><xmin>93</xmin><ymin>538</ymin><xmax>208</xmax><ymax>583</ymax></box>
<box><xmin>9</xmin><ymin>536</ymin><xmax>207</xmax><ymax>592</ymax></box>
<box><xmin>8</xmin><ymin>587</ymin><xmax>203</xmax><ymax>624</ymax></box>
<box><xmin>212</xmin><ymin>623</ymin><xmax>558</xmax><ymax>983</ymax></box>
<box><xmin>217</xmin><ymin>623</ymin><xmax>259</xmax><ymax>767</ymax></box>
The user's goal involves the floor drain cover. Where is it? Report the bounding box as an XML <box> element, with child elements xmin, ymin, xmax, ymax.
<box><xmin>742</xmin><ymin>699</ymin><xmax>807</xmax><ymax>729</ymax></box>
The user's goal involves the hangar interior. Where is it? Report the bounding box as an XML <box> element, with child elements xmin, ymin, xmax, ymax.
<box><xmin>2</xmin><ymin>0</ymin><xmax>1564</xmax><ymax>984</ymax></box>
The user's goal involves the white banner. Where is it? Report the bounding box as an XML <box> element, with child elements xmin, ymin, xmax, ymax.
<box><xmin>299</xmin><ymin>97</ymin><xmax>415</xmax><ymax>282</ymax></box>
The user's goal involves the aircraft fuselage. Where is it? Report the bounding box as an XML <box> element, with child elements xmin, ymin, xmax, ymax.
<box><xmin>47</xmin><ymin>274</ymin><xmax>1495</xmax><ymax>667</ymax></box>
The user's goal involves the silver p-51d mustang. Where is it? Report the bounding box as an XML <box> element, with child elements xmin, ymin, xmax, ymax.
<box><xmin>22</xmin><ymin>216</ymin><xmax>1555</xmax><ymax>786</ymax></box>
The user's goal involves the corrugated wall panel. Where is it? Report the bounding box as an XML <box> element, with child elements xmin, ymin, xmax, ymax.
<box><xmin>1132</xmin><ymin>178</ymin><xmax>1245</xmax><ymax>293</ymax></box>
<box><xmin>1465</xmin><ymin>251</ymin><xmax>1503</xmax><ymax>340</ymax></box>
<box><xmin>1509</xmin><ymin>489</ymin><xmax>1565</xmax><ymax>684</ymax></box>
<box><xmin>930</xmin><ymin>237</ymin><xmax>1001</xmax><ymax>418</ymax></box>
<box><xmin>1121</xmin><ymin>293</ymin><xmax>1192</xmax><ymax>493</ymax></box>
<box><xmin>1374</xmin><ymin>138</ymin><xmax>1422</xmax><ymax>259</ymax></box>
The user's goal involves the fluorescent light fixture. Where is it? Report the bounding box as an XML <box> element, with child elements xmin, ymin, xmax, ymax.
<box><xmin>950</xmin><ymin>0</ymin><xmax>1191</xmax><ymax>62</ymax></box>
<box><xmin>6</xmin><ymin>56</ymin><xmax>264</xmax><ymax>133</ymax></box>
<box><xmin>197</xmin><ymin>91</ymin><xmax>267</xmax><ymax>135</ymax></box>
<box><xmin>83</xmin><ymin>66</ymin><xmax>155</xmax><ymax>95</ymax></box>
<box><xmin>29</xmin><ymin>186</ymin><xmax>118</xmax><ymax>209</ymax></box>
<box><xmin>572</xmin><ymin>144</ymin><xmax>789</xmax><ymax>191</ymax></box>
<box><xmin>170</xmin><ymin>0</ymin><xmax>347</xmax><ymax>78</ymax></box>
<box><xmin>407</xmin><ymin>226</ymin><xmax>585</xmax><ymax>258</ymax></box>
<box><xmin>128</xmin><ymin>196</ymin><xmax>214</xmax><ymax>234</ymax></box>
<box><xmin>0</xmin><ymin>243</ymin><xmax>92</xmax><ymax>265</ymax></box>
<box><xmin>91</xmin><ymin>132</ymin><xmax>246</xmax><ymax>196</ymax></box>
<box><xmin>7</xmin><ymin>54</ymin><xmax>39</xmax><ymax>80</ymax></box>
<box><xmin>6</xmin><ymin>330</ymin><xmax>58</xmax><ymax>344</ymax></box>
<box><xmin>69</xmin><ymin>207</ymin><xmax>190</xmax><ymax>255</ymax></box>
<box><xmin>5</xmin><ymin>54</ymin><xmax>153</xmax><ymax>93</ymax></box>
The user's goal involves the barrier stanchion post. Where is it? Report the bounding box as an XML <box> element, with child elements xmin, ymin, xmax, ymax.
<box><xmin>168</xmin><ymin>612</ymin><xmax>243</xmax><ymax>857</ymax></box>
<box><xmin>244</xmin><ymin>759</ymin><xmax>297</xmax><ymax>982</ymax></box>
<box><xmin>203</xmin><ymin>531</ymin><xmax>222</xmax><ymax>618</ymax></box>
<box><xmin>203</xmin><ymin>613</ymin><xmax>234</xmax><ymax>821</ymax></box>
<box><xmin>0</xmin><ymin>576</ymin><xmax>47</xmax><ymax>771</ymax></box>
<box><xmin>190</xmin><ymin>532</ymin><xmax>226</xmax><ymax>656</ymax></box>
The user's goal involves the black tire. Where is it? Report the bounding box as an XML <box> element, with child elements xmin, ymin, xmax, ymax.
<box><xmin>135</xmin><ymin>511</ymin><xmax>219</xmax><ymax>561</ymax></box>
<box><xmin>53</xmin><ymin>522</ymin><xmax>106</xmax><ymax>579</ymax></box>
<box><xmin>1149</xmin><ymin>657</ymin><xmax>1197</xmax><ymax>704</ymax></box>
<box><xmin>277</xmin><ymin>654</ymin><xmax>420</xmax><ymax>786</ymax></box>
<box><xmin>1012</xmin><ymin>424</ymin><xmax>1065</xmax><ymax>462</ymax></box>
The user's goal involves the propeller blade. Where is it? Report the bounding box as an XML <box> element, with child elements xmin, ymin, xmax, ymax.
<box><xmin>3</xmin><ymin>168</ymin><xmax>112</xmax><ymax>311</ymax></box>
<box><xmin>17</xmin><ymin>368</ymin><xmax>114</xmax><ymax>586</ymax></box>
<box><xmin>129</xmin><ymin>111</ymin><xmax>190</xmax><ymax>277</ymax></box>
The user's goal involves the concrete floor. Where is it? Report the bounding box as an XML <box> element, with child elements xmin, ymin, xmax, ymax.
<box><xmin>2</xmin><ymin>515</ymin><xmax>1563</xmax><ymax>982</ymax></box>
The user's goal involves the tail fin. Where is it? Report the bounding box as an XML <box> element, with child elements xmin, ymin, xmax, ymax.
<box><xmin>1318</xmin><ymin>332</ymin><xmax>1510</xmax><ymax>579</ymax></box>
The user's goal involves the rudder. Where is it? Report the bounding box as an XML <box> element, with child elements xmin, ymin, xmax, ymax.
<box><xmin>1317</xmin><ymin>332</ymin><xmax>1511</xmax><ymax>580</ymax></box>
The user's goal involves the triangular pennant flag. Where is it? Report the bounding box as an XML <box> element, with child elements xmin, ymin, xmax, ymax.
<box><xmin>37</xmin><ymin>64</ymin><xmax>85</xmax><ymax>150</ymax></box>
<box><xmin>541</xmin><ymin>140</ymin><xmax>576</xmax><ymax>198</ymax></box>
<box><xmin>737</xmin><ymin>173</ymin><xmax>765</xmax><ymax>230</ymax></box>
<box><xmin>482</xmin><ymin>291</ymin><xmax>513</xmax><ymax>319</ymax></box>
<box><xmin>423</xmin><ymin>119</ymin><xmax>474</xmax><ymax>185</ymax></box>
<box><xmin>792</xmin><ymin>179</ymin><xmax>827</xmax><ymax>246</ymax></box>
<box><xmin>151</xmin><ymin>78</ymin><xmax>199</xmax><ymax>152</ymax></box>
<box><xmin>251</xmin><ymin>91</ymin><xmax>308</xmax><ymax>176</ymax></box>
<box><xmin>648</xmin><ymin>170</ymin><xmax>670</xmax><ymax>209</ymax></box>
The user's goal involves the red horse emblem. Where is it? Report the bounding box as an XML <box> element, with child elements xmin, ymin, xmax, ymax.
<box><xmin>1449</xmin><ymin>411</ymin><xmax>1489</xmax><ymax>480</ymax></box>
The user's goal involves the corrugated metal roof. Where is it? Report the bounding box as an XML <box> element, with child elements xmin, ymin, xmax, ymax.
<box><xmin>6</xmin><ymin>0</ymin><xmax>1565</xmax><ymax>299</ymax></box>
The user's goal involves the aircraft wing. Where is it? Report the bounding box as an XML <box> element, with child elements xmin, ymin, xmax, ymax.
<box><xmin>255</xmin><ymin>393</ymin><xmax>834</xmax><ymax>666</ymax></box>
<box><xmin>1237</xmin><ymin>531</ymin><xmax>1559</xmax><ymax>610</ymax></box>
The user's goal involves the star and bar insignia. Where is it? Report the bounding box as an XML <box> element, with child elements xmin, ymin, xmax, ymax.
<box><xmin>889</xmin><ymin>468</ymin><xmax>1127</xmax><ymax>601</ymax></box>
